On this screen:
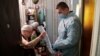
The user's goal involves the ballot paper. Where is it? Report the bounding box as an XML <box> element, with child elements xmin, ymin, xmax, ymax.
<box><xmin>38</xmin><ymin>26</ymin><xmax>55</xmax><ymax>54</ymax></box>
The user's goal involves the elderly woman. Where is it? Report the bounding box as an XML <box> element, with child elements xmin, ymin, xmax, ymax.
<box><xmin>21</xmin><ymin>24</ymin><xmax>46</xmax><ymax>56</ymax></box>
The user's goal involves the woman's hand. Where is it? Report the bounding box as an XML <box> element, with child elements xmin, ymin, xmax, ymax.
<box><xmin>39</xmin><ymin>32</ymin><xmax>46</xmax><ymax>39</ymax></box>
<box><xmin>55</xmin><ymin>51</ymin><xmax>62</xmax><ymax>56</ymax></box>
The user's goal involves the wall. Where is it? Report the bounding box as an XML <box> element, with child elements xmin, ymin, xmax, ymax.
<box><xmin>96</xmin><ymin>19</ymin><xmax>100</xmax><ymax>56</ymax></box>
<box><xmin>19</xmin><ymin>0</ymin><xmax>27</xmax><ymax>26</ymax></box>
<box><xmin>90</xmin><ymin>0</ymin><xmax>100</xmax><ymax>56</ymax></box>
<box><xmin>72</xmin><ymin>0</ymin><xmax>79</xmax><ymax>12</ymax></box>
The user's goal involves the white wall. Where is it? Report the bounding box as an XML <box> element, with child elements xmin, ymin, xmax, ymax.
<box><xmin>18</xmin><ymin>0</ymin><xmax>26</xmax><ymax>26</ymax></box>
<box><xmin>90</xmin><ymin>0</ymin><xmax>100</xmax><ymax>56</ymax></box>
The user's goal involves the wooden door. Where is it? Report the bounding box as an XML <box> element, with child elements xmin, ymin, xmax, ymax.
<box><xmin>0</xmin><ymin>0</ymin><xmax>24</xmax><ymax>56</ymax></box>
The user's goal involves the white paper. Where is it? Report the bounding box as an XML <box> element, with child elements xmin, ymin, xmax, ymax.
<box><xmin>38</xmin><ymin>26</ymin><xmax>55</xmax><ymax>54</ymax></box>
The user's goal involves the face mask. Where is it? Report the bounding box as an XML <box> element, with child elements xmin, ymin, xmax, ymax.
<box><xmin>59</xmin><ymin>14</ymin><xmax>67</xmax><ymax>19</ymax></box>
